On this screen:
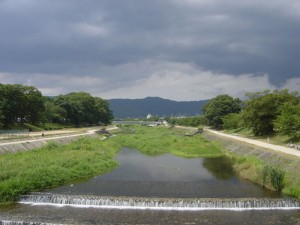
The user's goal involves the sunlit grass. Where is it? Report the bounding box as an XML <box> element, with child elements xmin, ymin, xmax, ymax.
<box><xmin>0</xmin><ymin>137</ymin><xmax>121</xmax><ymax>203</ymax></box>
<box><xmin>111</xmin><ymin>126</ymin><xmax>223</xmax><ymax>158</ymax></box>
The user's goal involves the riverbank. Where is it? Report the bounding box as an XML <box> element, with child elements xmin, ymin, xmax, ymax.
<box><xmin>0</xmin><ymin>136</ymin><xmax>121</xmax><ymax>203</ymax></box>
<box><xmin>202</xmin><ymin>130</ymin><xmax>300</xmax><ymax>198</ymax></box>
<box><xmin>0</xmin><ymin>126</ymin><xmax>223</xmax><ymax>203</ymax></box>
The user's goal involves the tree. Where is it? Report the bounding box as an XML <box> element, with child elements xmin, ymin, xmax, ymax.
<box><xmin>23</xmin><ymin>86</ymin><xmax>45</xmax><ymax>124</ymax></box>
<box><xmin>44</xmin><ymin>100</ymin><xmax>67</xmax><ymax>123</ymax></box>
<box><xmin>55</xmin><ymin>92</ymin><xmax>113</xmax><ymax>125</ymax></box>
<box><xmin>0</xmin><ymin>84</ymin><xmax>45</xmax><ymax>127</ymax></box>
<box><xmin>203</xmin><ymin>95</ymin><xmax>241</xmax><ymax>128</ymax></box>
<box><xmin>274</xmin><ymin>103</ymin><xmax>300</xmax><ymax>138</ymax></box>
<box><xmin>243</xmin><ymin>89</ymin><xmax>299</xmax><ymax>136</ymax></box>
<box><xmin>222</xmin><ymin>113</ymin><xmax>243</xmax><ymax>130</ymax></box>
<box><xmin>94</xmin><ymin>97</ymin><xmax>114</xmax><ymax>125</ymax></box>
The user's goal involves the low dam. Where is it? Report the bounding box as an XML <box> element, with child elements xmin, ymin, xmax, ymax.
<box><xmin>19</xmin><ymin>194</ymin><xmax>300</xmax><ymax>211</ymax></box>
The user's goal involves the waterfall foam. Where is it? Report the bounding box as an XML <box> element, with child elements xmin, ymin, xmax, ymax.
<box><xmin>0</xmin><ymin>220</ymin><xmax>62</xmax><ymax>225</ymax></box>
<box><xmin>19</xmin><ymin>194</ymin><xmax>300</xmax><ymax>211</ymax></box>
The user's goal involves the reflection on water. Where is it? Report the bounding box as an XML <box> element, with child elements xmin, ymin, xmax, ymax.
<box><xmin>203</xmin><ymin>156</ymin><xmax>234</xmax><ymax>180</ymax></box>
<box><xmin>50</xmin><ymin>148</ymin><xmax>279</xmax><ymax>198</ymax></box>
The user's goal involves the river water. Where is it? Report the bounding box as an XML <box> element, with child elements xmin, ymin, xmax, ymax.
<box><xmin>1</xmin><ymin>148</ymin><xmax>300</xmax><ymax>224</ymax></box>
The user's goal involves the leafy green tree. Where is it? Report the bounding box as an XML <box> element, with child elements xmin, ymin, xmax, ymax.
<box><xmin>203</xmin><ymin>95</ymin><xmax>241</xmax><ymax>128</ymax></box>
<box><xmin>94</xmin><ymin>97</ymin><xmax>114</xmax><ymax>125</ymax></box>
<box><xmin>222</xmin><ymin>113</ymin><xmax>243</xmax><ymax>130</ymax></box>
<box><xmin>0</xmin><ymin>84</ymin><xmax>45</xmax><ymax>126</ymax></box>
<box><xmin>274</xmin><ymin>102</ymin><xmax>300</xmax><ymax>138</ymax></box>
<box><xmin>55</xmin><ymin>92</ymin><xmax>113</xmax><ymax>125</ymax></box>
<box><xmin>55</xmin><ymin>92</ymin><xmax>96</xmax><ymax>125</ymax></box>
<box><xmin>243</xmin><ymin>90</ymin><xmax>299</xmax><ymax>136</ymax></box>
<box><xmin>23</xmin><ymin>86</ymin><xmax>45</xmax><ymax>124</ymax></box>
<box><xmin>44</xmin><ymin>100</ymin><xmax>67</xmax><ymax>123</ymax></box>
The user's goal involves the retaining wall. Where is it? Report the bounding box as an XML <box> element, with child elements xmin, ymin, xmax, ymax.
<box><xmin>0</xmin><ymin>134</ymin><xmax>96</xmax><ymax>154</ymax></box>
<box><xmin>202</xmin><ymin>130</ymin><xmax>300</xmax><ymax>171</ymax></box>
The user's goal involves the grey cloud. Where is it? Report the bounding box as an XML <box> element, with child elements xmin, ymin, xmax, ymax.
<box><xmin>0</xmin><ymin>0</ymin><xmax>299</xmax><ymax>99</ymax></box>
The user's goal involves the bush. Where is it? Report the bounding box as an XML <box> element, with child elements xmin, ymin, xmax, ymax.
<box><xmin>261</xmin><ymin>165</ymin><xmax>284</xmax><ymax>191</ymax></box>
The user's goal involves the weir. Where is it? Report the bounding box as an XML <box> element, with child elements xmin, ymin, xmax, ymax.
<box><xmin>19</xmin><ymin>194</ymin><xmax>300</xmax><ymax>211</ymax></box>
<box><xmin>0</xmin><ymin>221</ymin><xmax>62</xmax><ymax>225</ymax></box>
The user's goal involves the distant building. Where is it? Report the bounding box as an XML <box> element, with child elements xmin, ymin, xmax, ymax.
<box><xmin>146</xmin><ymin>114</ymin><xmax>152</xmax><ymax>119</ymax></box>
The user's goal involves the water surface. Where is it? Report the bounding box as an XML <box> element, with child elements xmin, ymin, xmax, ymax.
<box><xmin>50</xmin><ymin>148</ymin><xmax>279</xmax><ymax>198</ymax></box>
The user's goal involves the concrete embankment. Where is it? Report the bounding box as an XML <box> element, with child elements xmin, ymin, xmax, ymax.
<box><xmin>0</xmin><ymin>133</ymin><xmax>96</xmax><ymax>154</ymax></box>
<box><xmin>202</xmin><ymin>130</ymin><xmax>300</xmax><ymax>197</ymax></box>
<box><xmin>202</xmin><ymin>130</ymin><xmax>300</xmax><ymax>167</ymax></box>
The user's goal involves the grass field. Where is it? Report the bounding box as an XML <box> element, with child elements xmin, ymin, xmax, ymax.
<box><xmin>112</xmin><ymin>126</ymin><xmax>223</xmax><ymax>158</ymax></box>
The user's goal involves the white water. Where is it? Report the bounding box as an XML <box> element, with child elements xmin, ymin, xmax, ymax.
<box><xmin>0</xmin><ymin>220</ymin><xmax>62</xmax><ymax>225</ymax></box>
<box><xmin>19</xmin><ymin>194</ymin><xmax>300</xmax><ymax>211</ymax></box>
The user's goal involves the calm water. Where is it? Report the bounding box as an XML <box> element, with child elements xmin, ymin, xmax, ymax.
<box><xmin>1</xmin><ymin>148</ymin><xmax>300</xmax><ymax>225</ymax></box>
<box><xmin>50</xmin><ymin>148</ymin><xmax>279</xmax><ymax>198</ymax></box>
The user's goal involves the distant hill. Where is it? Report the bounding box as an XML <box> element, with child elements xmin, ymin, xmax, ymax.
<box><xmin>107</xmin><ymin>97</ymin><xmax>208</xmax><ymax>118</ymax></box>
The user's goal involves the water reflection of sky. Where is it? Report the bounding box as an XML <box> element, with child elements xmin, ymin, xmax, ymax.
<box><xmin>100</xmin><ymin>148</ymin><xmax>216</xmax><ymax>182</ymax></box>
<box><xmin>50</xmin><ymin>148</ymin><xmax>280</xmax><ymax>198</ymax></box>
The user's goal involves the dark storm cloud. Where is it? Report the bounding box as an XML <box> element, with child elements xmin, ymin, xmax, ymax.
<box><xmin>0</xmin><ymin>0</ymin><xmax>299</xmax><ymax>99</ymax></box>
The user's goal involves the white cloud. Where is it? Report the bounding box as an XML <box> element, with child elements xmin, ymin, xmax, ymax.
<box><xmin>282</xmin><ymin>77</ymin><xmax>300</xmax><ymax>93</ymax></box>
<box><xmin>1</xmin><ymin>61</ymin><xmax>298</xmax><ymax>101</ymax></box>
<box><xmin>99</xmin><ymin>67</ymin><xmax>276</xmax><ymax>100</ymax></box>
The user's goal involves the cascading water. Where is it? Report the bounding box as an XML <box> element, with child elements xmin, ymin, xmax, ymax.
<box><xmin>19</xmin><ymin>194</ymin><xmax>300</xmax><ymax>211</ymax></box>
<box><xmin>0</xmin><ymin>221</ymin><xmax>62</xmax><ymax>225</ymax></box>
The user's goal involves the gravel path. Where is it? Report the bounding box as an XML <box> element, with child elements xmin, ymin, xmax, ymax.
<box><xmin>205</xmin><ymin>129</ymin><xmax>300</xmax><ymax>157</ymax></box>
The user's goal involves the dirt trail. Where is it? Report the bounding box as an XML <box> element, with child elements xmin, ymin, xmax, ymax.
<box><xmin>205</xmin><ymin>129</ymin><xmax>300</xmax><ymax>157</ymax></box>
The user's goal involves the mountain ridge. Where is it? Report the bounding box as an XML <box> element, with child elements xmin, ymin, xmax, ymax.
<box><xmin>107</xmin><ymin>97</ymin><xmax>208</xmax><ymax>118</ymax></box>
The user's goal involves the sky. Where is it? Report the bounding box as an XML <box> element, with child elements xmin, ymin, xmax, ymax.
<box><xmin>0</xmin><ymin>0</ymin><xmax>299</xmax><ymax>101</ymax></box>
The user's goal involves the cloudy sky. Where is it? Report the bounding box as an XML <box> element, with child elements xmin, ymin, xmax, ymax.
<box><xmin>0</xmin><ymin>0</ymin><xmax>299</xmax><ymax>101</ymax></box>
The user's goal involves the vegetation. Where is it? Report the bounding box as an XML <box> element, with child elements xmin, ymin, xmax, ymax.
<box><xmin>243</xmin><ymin>90</ymin><xmax>299</xmax><ymax>136</ymax></box>
<box><xmin>112</xmin><ymin>126</ymin><xmax>222</xmax><ymax>158</ymax></box>
<box><xmin>233</xmin><ymin>156</ymin><xmax>285</xmax><ymax>192</ymax></box>
<box><xmin>0</xmin><ymin>136</ymin><xmax>121</xmax><ymax>203</ymax></box>
<box><xmin>202</xmin><ymin>95</ymin><xmax>241</xmax><ymax>128</ymax></box>
<box><xmin>0</xmin><ymin>126</ymin><xmax>223</xmax><ymax>203</ymax></box>
<box><xmin>274</xmin><ymin>102</ymin><xmax>300</xmax><ymax>139</ymax></box>
<box><xmin>0</xmin><ymin>84</ymin><xmax>44</xmax><ymax>127</ymax></box>
<box><xmin>166</xmin><ymin>115</ymin><xmax>207</xmax><ymax>127</ymax></box>
<box><xmin>200</xmin><ymin>90</ymin><xmax>300</xmax><ymax>139</ymax></box>
<box><xmin>0</xmin><ymin>84</ymin><xmax>114</xmax><ymax>129</ymax></box>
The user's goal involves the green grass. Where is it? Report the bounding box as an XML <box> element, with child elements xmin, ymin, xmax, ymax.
<box><xmin>112</xmin><ymin>126</ymin><xmax>223</xmax><ymax>158</ymax></box>
<box><xmin>0</xmin><ymin>126</ymin><xmax>223</xmax><ymax>203</ymax></box>
<box><xmin>228</xmin><ymin>152</ymin><xmax>300</xmax><ymax>197</ymax></box>
<box><xmin>0</xmin><ymin>137</ymin><xmax>121</xmax><ymax>203</ymax></box>
<box><xmin>224</xmin><ymin>127</ymin><xmax>300</xmax><ymax>145</ymax></box>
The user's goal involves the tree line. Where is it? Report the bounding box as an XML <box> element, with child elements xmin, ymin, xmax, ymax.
<box><xmin>203</xmin><ymin>89</ymin><xmax>300</xmax><ymax>138</ymax></box>
<box><xmin>0</xmin><ymin>84</ymin><xmax>113</xmax><ymax>129</ymax></box>
<box><xmin>168</xmin><ymin>89</ymin><xmax>299</xmax><ymax>139</ymax></box>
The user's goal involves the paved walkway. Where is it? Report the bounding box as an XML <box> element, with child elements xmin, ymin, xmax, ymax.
<box><xmin>0</xmin><ymin>130</ymin><xmax>97</xmax><ymax>147</ymax></box>
<box><xmin>205</xmin><ymin>129</ymin><xmax>300</xmax><ymax>157</ymax></box>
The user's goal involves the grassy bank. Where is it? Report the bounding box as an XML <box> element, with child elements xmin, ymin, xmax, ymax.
<box><xmin>0</xmin><ymin>137</ymin><xmax>121</xmax><ymax>203</ymax></box>
<box><xmin>223</xmin><ymin>127</ymin><xmax>300</xmax><ymax>146</ymax></box>
<box><xmin>203</xmin><ymin>130</ymin><xmax>300</xmax><ymax>198</ymax></box>
<box><xmin>233</xmin><ymin>154</ymin><xmax>300</xmax><ymax>198</ymax></box>
<box><xmin>0</xmin><ymin>126</ymin><xmax>223</xmax><ymax>203</ymax></box>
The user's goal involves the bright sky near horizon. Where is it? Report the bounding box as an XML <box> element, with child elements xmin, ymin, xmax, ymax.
<box><xmin>0</xmin><ymin>0</ymin><xmax>299</xmax><ymax>101</ymax></box>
